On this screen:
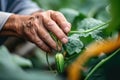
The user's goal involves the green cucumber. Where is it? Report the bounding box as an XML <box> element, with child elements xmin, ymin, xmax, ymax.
<box><xmin>55</xmin><ymin>53</ymin><xmax>65</xmax><ymax>73</ymax></box>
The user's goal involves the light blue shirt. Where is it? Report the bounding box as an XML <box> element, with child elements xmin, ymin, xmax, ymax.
<box><xmin>0</xmin><ymin>0</ymin><xmax>40</xmax><ymax>44</ymax></box>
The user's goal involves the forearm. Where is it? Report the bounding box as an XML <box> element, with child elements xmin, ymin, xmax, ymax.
<box><xmin>0</xmin><ymin>14</ymin><xmax>31</xmax><ymax>37</ymax></box>
<box><xmin>0</xmin><ymin>14</ymin><xmax>18</xmax><ymax>36</ymax></box>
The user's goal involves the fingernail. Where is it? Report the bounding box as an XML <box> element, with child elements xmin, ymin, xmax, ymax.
<box><xmin>61</xmin><ymin>37</ymin><xmax>68</xmax><ymax>44</ymax></box>
<box><xmin>65</xmin><ymin>27</ymin><xmax>70</xmax><ymax>33</ymax></box>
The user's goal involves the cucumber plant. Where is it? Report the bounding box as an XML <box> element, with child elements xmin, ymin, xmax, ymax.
<box><xmin>45</xmin><ymin>0</ymin><xmax>120</xmax><ymax>79</ymax></box>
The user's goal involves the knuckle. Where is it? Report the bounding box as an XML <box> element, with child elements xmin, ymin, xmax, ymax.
<box><xmin>34</xmin><ymin>13</ymin><xmax>46</xmax><ymax>20</ymax></box>
<box><xmin>34</xmin><ymin>13</ymin><xmax>40</xmax><ymax>19</ymax></box>
<box><xmin>26</xmin><ymin>16</ymin><xmax>39</xmax><ymax>28</ymax></box>
<box><xmin>38</xmin><ymin>13</ymin><xmax>45</xmax><ymax>18</ymax></box>
<box><xmin>57</xmin><ymin>32</ymin><xmax>65</xmax><ymax>39</ymax></box>
<box><xmin>43</xmin><ymin>33</ymin><xmax>50</xmax><ymax>40</ymax></box>
<box><xmin>47</xmin><ymin>10</ymin><xmax>54</xmax><ymax>13</ymax></box>
<box><xmin>47</xmin><ymin>20</ymin><xmax>54</xmax><ymax>26</ymax></box>
<box><xmin>36</xmin><ymin>40</ymin><xmax>44</xmax><ymax>47</ymax></box>
<box><xmin>30</xmin><ymin>16</ymin><xmax>36</xmax><ymax>20</ymax></box>
<box><xmin>55</xmin><ymin>11</ymin><xmax>63</xmax><ymax>16</ymax></box>
<box><xmin>47</xmin><ymin>20</ymin><xmax>55</xmax><ymax>27</ymax></box>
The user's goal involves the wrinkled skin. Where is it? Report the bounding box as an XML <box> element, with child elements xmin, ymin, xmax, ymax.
<box><xmin>0</xmin><ymin>10</ymin><xmax>71</xmax><ymax>52</ymax></box>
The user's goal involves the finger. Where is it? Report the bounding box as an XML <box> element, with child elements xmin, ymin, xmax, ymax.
<box><xmin>34</xmin><ymin>36</ymin><xmax>51</xmax><ymax>52</ymax></box>
<box><xmin>34</xmin><ymin>19</ymin><xmax>58</xmax><ymax>50</ymax></box>
<box><xmin>23</xmin><ymin>24</ymin><xmax>51</xmax><ymax>52</ymax></box>
<box><xmin>43</xmin><ymin>17</ymin><xmax>68</xmax><ymax>44</ymax></box>
<box><xmin>32</xmin><ymin>17</ymin><xmax>57</xmax><ymax>50</ymax></box>
<box><xmin>51</xmin><ymin>11</ymin><xmax>71</xmax><ymax>33</ymax></box>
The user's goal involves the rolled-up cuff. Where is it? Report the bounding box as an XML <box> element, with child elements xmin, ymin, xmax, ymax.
<box><xmin>0</xmin><ymin>12</ymin><xmax>12</xmax><ymax>31</ymax></box>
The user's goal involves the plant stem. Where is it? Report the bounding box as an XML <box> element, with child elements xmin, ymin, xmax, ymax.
<box><xmin>47</xmin><ymin>32</ymin><xmax>62</xmax><ymax>74</ymax></box>
<box><xmin>84</xmin><ymin>49</ymin><xmax>120</xmax><ymax>80</ymax></box>
<box><xmin>46</xmin><ymin>53</ymin><xmax>53</xmax><ymax>71</ymax></box>
<box><xmin>70</xmin><ymin>21</ymin><xmax>109</xmax><ymax>34</ymax></box>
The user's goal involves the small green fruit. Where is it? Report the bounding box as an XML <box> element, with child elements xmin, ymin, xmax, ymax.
<box><xmin>55</xmin><ymin>53</ymin><xmax>64</xmax><ymax>73</ymax></box>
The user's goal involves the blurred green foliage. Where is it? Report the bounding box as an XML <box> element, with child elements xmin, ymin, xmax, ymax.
<box><xmin>32</xmin><ymin>0</ymin><xmax>120</xmax><ymax>80</ymax></box>
<box><xmin>106</xmin><ymin>0</ymin><xmax>120</xmax><ymax>34</ymax></box>
<box><xmin>0</xmin><ymin>46</ymin><xmax>58</xmax><ymax>80</ymax></box>
<box><xmin>1</xmin><ymin>0</ymin><xmax>120</xmax><ymax>80</ymax></box>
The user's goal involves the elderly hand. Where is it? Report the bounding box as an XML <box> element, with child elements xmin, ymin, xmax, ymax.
<box><xmin>0</xmin><ymin>10</ymin><xmax>71</xmax><ymax>52</ymax></box>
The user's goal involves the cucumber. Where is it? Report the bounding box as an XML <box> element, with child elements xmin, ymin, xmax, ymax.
<box><xmin>55</xmin><ymin>53</ymin><xmax>65</xmax><ymax>73</ymax></box>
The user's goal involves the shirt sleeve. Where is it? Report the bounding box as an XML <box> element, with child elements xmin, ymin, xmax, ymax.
<box><xmin>0</xmin><ymin>0</ymin><xmax>40</xmax><ymax>30</ymax></box>
<box><xmin>7</xmin><ymin>0</ymin><xmax>41</xmax><ymax>15</ymax></box>
<box><xmin>0</xmin><ymin>12</ymin><xmax>12</xmax><ymax>30</ymax></box>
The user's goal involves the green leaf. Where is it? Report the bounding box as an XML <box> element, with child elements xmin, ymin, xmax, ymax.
<box><xmin>59</xmin><ymin>8</ymin><xmax>79</xmax><ymax>23</ymax></box>
<box><xmin>77</xmin><ymin>18</ymin><xmax>104</xmax><ymax>30</ymax></box>
<box><xmin>71</xmin><ymin>13</ymin><xmax>86</xmax><ymax>31</ymax></box>
<box><xmin>105</xmin><ymin>0</ymin><xmax>120</xmax><ymax>34</ymax></box>
<box><xmin>0</xmin><ymin>46</ymin><xmax>59</xmax><ymax>80</ymax></box>
<box><xmin>64</xmin><ymin>34</ymin><xmax>83</xmax><ymax>55</ymax></box>
<box><xmin>79</xmin><ymin>35</ymin><xmax>95</xmax><ymax>46</ymax></box>
<box><xmin>77</xmin><ymin>0</ymin><xmax>108</xmax><ymax>17</ymax></box>
<box><xmin>77</xmin><ymin>18</ymin><xmax>106</xmax><ymax>39</ymax></box>
<box><xmin>95</xmin><ymin>6</ymin><xmax>110</xmax><ymax>22</ymax></box>
<box><xmin>12</xmin><ymin>54</ymin><xmax>32</xmax><ymax>67</ymax></box>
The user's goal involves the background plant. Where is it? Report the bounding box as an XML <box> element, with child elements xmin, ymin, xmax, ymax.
<box><xmin>0</xmin><ymin>0</ymin><xmax>120</xmax><ymax>80</ymax></box>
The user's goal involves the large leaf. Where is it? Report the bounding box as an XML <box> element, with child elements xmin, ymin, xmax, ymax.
<box><xmin>59</xmin><ymin>8</ymin><xmax>79</xmax><ymax>23</ymax></box>
<box><xmin>0</xmin><ymin>46</ymin><xmax>59</xmax><ymax>80</ymax></box>
<box><xmin>77</xmin><ymin>18</ymin><xmax>104</xmax><ymax>30</ymax></box>
<box><xmin>78</xmin><ymin>0</ymin><xmax>108</xmax><ymax>16</ymax></box>
<box><xmin>95</xmin><ymin>6</ymin><xmax>110</xmax><ymax>22</ymax></box>
<box><xmin>59</xmin><ymin>8</ymin><xmax>86</xmax><ymax>31</ymax></box>
<box><xmin>78</xmin><ymin>18</ymin><xmax>106</xmax><ymax>38</ymax></box>
<box><xmin>12</xmin><ymin>54</ymin><xmax>32</xmax><ymax>67</ymax></box>
<box><xmin>106</xmin><ymin>0</ymin><xmax>120</xmax><ymax>34</ymax></box>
